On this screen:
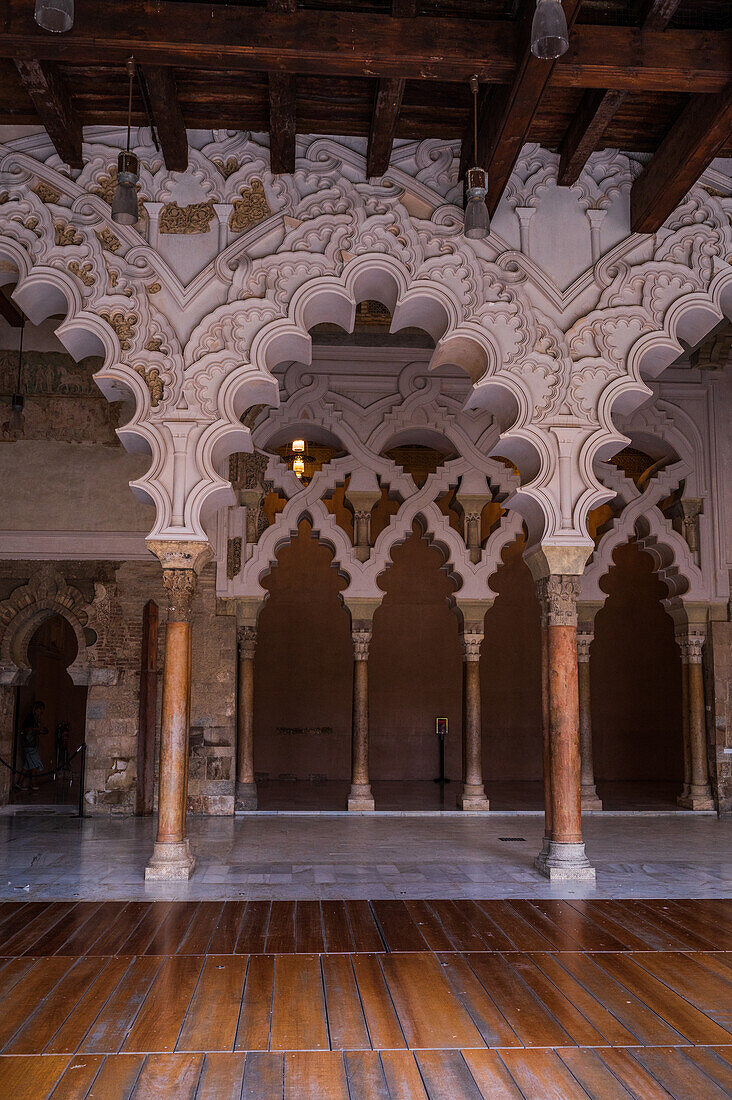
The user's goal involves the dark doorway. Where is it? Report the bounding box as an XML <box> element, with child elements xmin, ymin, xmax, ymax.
<box><xmin>13</xmin><ymin>614</ymin><xmax>87</xmax><ymax>806</ymax></box>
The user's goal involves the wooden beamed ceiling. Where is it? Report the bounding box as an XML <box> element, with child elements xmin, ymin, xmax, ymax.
<box><xmin>0</xmin><ymin>0</ymin><xmax>730</xmax><ymax>233</ymax></box>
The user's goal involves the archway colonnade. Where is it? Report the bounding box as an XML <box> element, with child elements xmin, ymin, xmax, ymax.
<box><xmin>0</xmin><ymin>132</ymin><xmax>729</xmax><ymax>882</ymax></box>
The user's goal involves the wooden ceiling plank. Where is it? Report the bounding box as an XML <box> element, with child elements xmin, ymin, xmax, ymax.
<box><xmin>266</xmin><ymin>0</ymin><xmax>296</xmax><ymax>174</ymax></box>
<box><xmin>0</xmin><ymin>4</ymin><xmax>729</xmax><ymax>93</ymax></box>
<box><xmin>140</xmin><ymin>65</ymin><xmax>188</xmax><ymax>171</ymax></box>
<box><xmin>557</xmin><ymin>0</ymin><xmax>682</xmax><ymax>186</ymax></box>
<box><xmin>630</xmin><ymin>82</ymin><xmax>732</xmax><ymax>234</ymax></box>
<box><xmin>481</xmin><ymin>0</ymin><xmax>584</xmax><ymax>214</ymax></box>
<box><xmin>366</xmin><ymin>0</ymin><xmax>416</xmax><ymax>178</ymax></box>
<box><xmin>13</xmin><ymin>59</ymin><xmax>83</xmax><ymax>169</ymax></box>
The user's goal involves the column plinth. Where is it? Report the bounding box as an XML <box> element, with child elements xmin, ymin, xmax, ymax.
<box><xmin>677</xmin><ymin>632</ymin><xmax>714</xmax><ymax>810</ymax></box>
<box><xmin>235</xmin><ymin>623</ymin><xmax>258</xmax><ymax>811</ymax></box>
<box><xmin>534</xmin><ymin>574</ymin><xmax>595</xmax><ymax>882</ymax></box>
<box><xmin>458</xmin><ymin>631</ymin><xmax>489</xmax><ymax>811</ymax></box>
<box><xmin>348</xmin><ymin>629</ymin><xmax>374</xmax><ymax>811</ymax></box>
<box><xmin>144</xmin><ymin>540</ymin><xmax>211</xmax><ymax>881</ymax></box>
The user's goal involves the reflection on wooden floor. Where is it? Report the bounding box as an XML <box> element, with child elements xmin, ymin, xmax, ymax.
<box><xmin>0</xmin><ymin>899</ymin><xmax>729</xmax><ymax>1097</ymax></box>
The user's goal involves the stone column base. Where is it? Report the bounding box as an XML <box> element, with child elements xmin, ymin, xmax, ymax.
<box><xmin>535</xmin><ymin>840</ymin><xmax>595</xmax><ymax>882</ymax></box>
<box><xmin>581</xmin><ymin>786</ymin><xmax>603</xmax><ymax>811</ymax></box>
<box><xmin>457</xmin><ymin>792</ymin><xmax>490</xmax><ymax>811</ymax></box>
<box><xmin>235</xmin><ymin>781</ymin><xmax>258</xmax><ymax>811</ymax></box>
<box><xmin>678</xmin><ymin>788</ymin><xmax>714</xmax><ymax>811</ymax></box>
<box><xmin>347</xmin><ymin>784</ymin><xmax>375</xmax><ymax>812</ymax></box>
<box><xmin>145</xmin><ymin>839</ymin><xmax>196</xmax><ymax>881</ymax></box>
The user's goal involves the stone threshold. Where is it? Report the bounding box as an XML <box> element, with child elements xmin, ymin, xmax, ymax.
<box><xmin>235</xmin><ymin>808</ymin><xmax>718</xmax><ymax>818</ymax></box>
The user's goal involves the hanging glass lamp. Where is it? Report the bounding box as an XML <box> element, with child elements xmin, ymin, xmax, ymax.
<box><xmin>34</xmin><ymin>0</ymin><xmax>73</xmax><ymax>33</ymax></box>
<box><xmin>531</xmin><ymin>0</ymin><xmax>569</xmax><ymax>60</ymax></box>
<box><xmin>112</xmin><ymin>59</ymin><xmax>140</xmax><ymax>226</ymax></box>
<box><xmin>463</xmin><ymin>76</ymin><xmax>489</xmax><ymax>241</ymax></box>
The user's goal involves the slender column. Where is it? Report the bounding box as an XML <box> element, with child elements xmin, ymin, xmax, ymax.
<box><xmin>538</xmin><ymin>613</ymin><xmax>551</xmax><ymax>859</ymax></box>
<box><xmin>145</xmin><ymin>567</ymin><xmax>198</xmax><ymax>880</ymax></box>
<box><xmin>348</xmin><ymin>627</ymin><xmax>375</xmax><ymax>811</ymax></box>
<box><xmin>677</xmin><ymin>632</ymin><xmax>714</xmax><ymax>810</ymax></box>
<box><xmin>535</xmin><ymin>575</ymin><xmax>595</xmax><ymax>881</ymax></box>
<box><xmin>458</xmin><ymin>624</ymin><xmax>490</xmax><ymax>810</ymax></box>
<box><xmin>678</xmin><ymin>658</ymin><xmax>692</xmax><ymax>802</ymax></box>
<box><xmin>577</xmin><ymin>630</ymin><xmax>602</xmax><ymax>810</ymax></box>
<box><xmin>235</xmin><ymin>625</ymin><xmax>258</xmax><ymax>810</ymax></box>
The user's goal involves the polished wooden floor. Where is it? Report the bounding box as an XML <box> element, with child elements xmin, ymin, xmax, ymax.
<box><xmin>0</xmin><ymin>899</ymin><xmax>729</xmax><ymax>1097</ymax></box>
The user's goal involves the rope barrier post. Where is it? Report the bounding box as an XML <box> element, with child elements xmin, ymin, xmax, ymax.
<box><xmin>77</xmin><ymin>744</ymin><xmax>86</xmax><ymax>819</ymax></box>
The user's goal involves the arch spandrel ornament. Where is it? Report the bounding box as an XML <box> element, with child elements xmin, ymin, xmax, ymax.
<box><xmin>0</xmin><ymin>133</ymin><xmax>729</xmax><ymax>564</ymax></box>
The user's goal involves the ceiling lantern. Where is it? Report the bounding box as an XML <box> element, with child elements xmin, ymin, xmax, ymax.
<box><xmin>531</xmin><ymin>0</ymin><xmax>570</xmax><ymax>60</ymax></box>
<box><xmin>463</xmin><ymin>76</ymin><xmax>489</xmax><ymax>241</ymax></box>
<box><xmin>34</xmin><ymin>0</ymin><xmax>73</xmax><ymax>33</ymax></box>
<box><xmin>112</xmin><ymin>59</ymin><xmax>140</xmax><ymax>226</ymax></box>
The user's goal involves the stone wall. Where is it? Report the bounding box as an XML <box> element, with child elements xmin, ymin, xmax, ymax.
<box><xmin>708</xmin><ymin>620</ymin><xmax>732</xmax><ymax>814</ymax></box>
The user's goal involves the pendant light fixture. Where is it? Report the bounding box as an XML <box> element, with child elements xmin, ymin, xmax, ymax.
<box><xmin>9</xmin><ymin>320</ymin><xmax>26</xmax><ymax>434</ymax></box>
<box><xmin>282</xmin><ymin>438</ymin><xmax>315</xmax><ymax>484</ymax></box>
<box><xmin>464</xmin><ymin>76</ymin><xmax>489</xmax><ymax>241</ymax></box>
<box><xmin>111</xmin><ymin>58</ymin><xmax>140</xmax><ymax>226</ymax></box>
<box><xmin>34</xmin><ymin>0</ymin><xmax>73</xmax><ymax>33</ymax></box>
<box><xmin>530</xmin><ymin>0</ymin><xmax>569</xmax><ymax>60</ymax></box>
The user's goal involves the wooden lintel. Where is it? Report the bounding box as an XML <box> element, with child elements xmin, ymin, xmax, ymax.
<box><xmin>367</xmin><ymin>78</ymin><xmax>405</xmax><ymax>178</ymax></box>
<box><xmin>558</xmin><ymin>89</ymin><xmax>627</xmax><ymax>186</ymax></box>
<box><xmin>268</xmin><ymin>72</ymin><xmax>296</xmax><ymax>174</ymax></box>
<box><xmin>13</xmin><ymin>59</ymin><xmax>83</xmax><ymax>169</ymax></box>
<box><xmin>0</xmin><ymin>291</ymin><xmax>25</xmax><ymax>329</ymax></box>
<box><xmin>631</xmin><ymin>84</ymin><xmax>732</xmax><ymax>234</ymax></box>
<box><xmin>140</xmin><ymin>66</ymin><xmax>188</xmax><ymax>172</ymax></box>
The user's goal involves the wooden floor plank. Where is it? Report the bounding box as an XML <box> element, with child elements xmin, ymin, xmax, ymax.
<box><xmin>636</xmin><ymin>901</ymin><xmax>727</xmax><ymax>950</ymax></box>
<box><xmin>564</xmin><ymin>901</ymin><xmax>653</xmax><ymax>951</ymax></box>
<box><xmin>403</xmin><ymin>901</ymin><xmax>454</xmax><ymax>952</ymax></box>
<box><xmin>466</xmin><ymin>954</ymin><xmax>573</xmax><ymax>1048</ymax></box>
<box><xmin>28</xmin><ymin>903</ymin><xmax>102</xmax><ymax>957</ymax></box>
<box><xmin>209</xmin><ymin>901</ymin><xmax>246</xmax><ymax>955</ymax></box>
<box><xmin>682</xmin><ymin>1047</ymin><xmax>732</xmax><ymax>1093</ymax></box>
<box><xmin>504</xmin><ymin>953</ymin><xmax>609</xmax><ymax>1046</ymax></box>
<box><xmin>438</xmin><ymin>953</ymin><xmax>521</xmax><ymax>1048</ymax></box>
<box><xmin>131</xmin><ymin>1052</ymin><xmax>203</xmax><ymax>1098</ymax></box>
<box><xmin>322</xmin><ymin>954</ymin><xmax>371</xmax><ymax>1050</ymax></box>
<box><xmin>145</xmin><ymin>901</ymin><xmax>198</xmax><ymax>956</ymax></box>
<box><xmin>196</xmin><ymin>1052</ymin><xmax>247</xmax><ymax>1099</ymax></box>
<box><xmin>628</xmin><ymin>900</ymin><xmax>720</xmax><ymax>951</ymax></box>
<box><xmin>80</xmin><ymin>957</ymin><xmax>163</xmax><ymax>1054</ymax></box>
<box><xmin>242</xmin><ymin>1051</ymin><xmax>284</xmax><ymax>1100</ymax></box>
<box><xmin>380</xmin><ymin>1050</ymin><xmax>429</xmax><ymax>1098</ymax></box>
<box><xmin>235</xmin><ymin>954</ymin><xmax>275</xmax><ymax>1052</ymax></box>
<box><xmin>90</xmin><ymin>903</ymin><xmax>151</xmax><ymax>956</ymax></box>
<box><xmin>476</xmin><ymin>902</ymin><xmax>553</xmax><ymax>952</ymax></box>
<box><xmin>630</xmin><ymin>1046</ymin><xmax>731</xmax><ymax>1099</ymax></box>
<box><xmin>629</xmin><ymin>950</ymin><xmax>732</xmax><ymax>1033</ymax></box>
<box><xmin>122</xmin><ymin>955</ymin><xmax>204</xmax><ymax>1054</ymax></box>
<box><xmin>0</xmin><ymin>1054</ymin><xmax>71</xmax><ymax>1099</ymax></box>
<box><xmin>691</xmin><ymin>950</ymin><xmax>732</xmax><ymax>983</ymax></box>
<box><xmin>550</xmin><ymin>952</ymin><xmax>688</xmax><ymax>1045</ymax></box>
<box><xmin>48</xmin><ymin>1052</ymin><xmax>104</xmax><ymax>1098</ymax></box>
<box><xmin>416</xmin><ymin>1049</ymin><xmax>485</xmax><ymax>1100</ymax></box>
<box><xmin>236</xmin><ymin>902</ymin><xmax>271</xmax><ymax>955</ymax></box>
<box><xmin>0</xmin><ymin>903</ymin><xmax>50</xmax><ymax>947</ymax></box>
<box><xmin>0</xmin><ymin>956</ymin><xmax>74</xmax><ymax>1049</ymax></box>
<box><xmin>322</xmin><ymin>901</ymin><xmax>355</xmax><ymax>953</ymax></box>
<box><xmin>589</xmin><ymin>951</ymin><xmax>732</xmax><ymax>1044</ymax></box>
<box><xmin>296</xmin><ymin>901</ymin><xmax>325</xmax><ymax>954</ymax></box>
<box><xmin>351</xmin><ymin>953</ymin><xmax>406</xmax><ymax>1051</ymax></box>
<box><xmin>346</xmin><ymin>902</ymin><xmax>385</xmax><ymax>953</ymax></box>
<box><xmin>598</xmin><ymin>901</ymin><xmax>690</xmax><ymax>951</ymax></box>
<box><xmin>527</xmin><ymin>952</ymin><xmax>639</xmax><ymax>1046</ymax></box>
<box><xmin>461</xmin><ymin>1048</ymin><xmax>525</xmax><ymax>1099</ymax></box>
<box><xmin>43</xmin><ymin>957</ymin><xmax>133</xmax><ymax>1055</ymax></box>
<box><xmin>558</xmin><ymin>1047</ymin><xmax>640</xmax><ymax>1099</ymax></box>
<box><xmin>177</xmin><ymin>901</ymin><xmax>223</xmax><ymax>955</ymax></box>
<box><xmin>380</xmin><ymin>952</ymin><xmax>484</xmax><ymax>1049</ymax></box>
<box><xmin>284</xmin><ymin>1050</ymin><xmax>349</xmax><ymax>1100</ymax></box>
<box><xmin>344</xmin><ymin>1050</ymin><xmax>391</xmax><ymax>1100</ymax></box>
<box><xmin>566</xmin><ymin>1047</ymin><xmax>672</xmax><ymax>1100</ymax></box>
<box><xmin>451</xmin><ymin>901</ymin><xmax>515</xmax><ymax>952</ymax></box>
<box><xmin>118</xmin><ymin>902</ymin><xmax>174</xmax><ymax>956</ymax></box>
<box><xmin>270</xmin><ymin>954</ymin><xmax>329</xmax><ymax>1051</ymax></box>
<box><xmin>427</xmin><ymin>901</ymin><xmax>487</xmax><ymax>952</ymax></box>
<box><xmin>499</xmin><ymin>1049</ymin><xmax>593</xmax><ymax>1099</ymax></box>
<box><xmin>266</xmin><ymin>901</ymin><xmax>296</xmax><ymax>955</ymax></box>
<box><xmin>176</xmin><ymin>954</ymin><xmax>247</xmax><ymax>1052</ymax></box>
<box><xmin>0</xmin><ymin>955</ymin><xmax>39</xmax><ymax>1001</ymax></box>
<box><xmin>86</xmin><ymin>1052</ymin><xmax>145</xmax><ymax>1098</ymax></box>
<box><xmin>58</xmin><ymin>902</ymin><xmax>126</xmax><ymax>958</ymax></box>
<box><xmin>522</xmin><ymin>900</ymin><xmax>628</xmax><ymax>952</ymax></box>
<box><xmin>0</xmin><ymin>903</ymin><xmax>74</xmax><ymax>956</ymax></box>
<box><xmin>372</xmin><ymin>901</ymin><xmax>429</xmax><ymax>953</ymax></box>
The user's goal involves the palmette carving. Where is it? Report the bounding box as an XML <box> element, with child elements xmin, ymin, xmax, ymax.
<box><xmin>237</xmin><ymin>625</ymin><xmax>257</xmax><ymax>660</ymax></box>
<box><xmin>536</xmin><ymin>576</ymin><xmax>581</xmax><ymax>627</ymax></box>
<box><xmin>162</xmin><ymin>569</ymin><xmax>198</xmax><ymax>622</ymax></box>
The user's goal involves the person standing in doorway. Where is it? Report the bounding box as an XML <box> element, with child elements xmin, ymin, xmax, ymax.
<box><xmin>17</xmin><ymin>701</ymin><xmax>49</xmax><ymax>792</ymax></box>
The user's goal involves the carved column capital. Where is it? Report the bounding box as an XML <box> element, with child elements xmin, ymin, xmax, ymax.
<box><xmin>461</xmin><ymin>627</ymin><xmax>484</xmax><ymax>662</ymax></box>
<box><xmin>162</xmin><ymin>569</ymin><xmax>197</xmax><ymax>622</ymax></box>
<box><xmin>237</xmin><ymin>624</ymin><xmax>257</xmax><ymax>660</ymax></box>
<box><xmin>576</xmin><ymin>632</ymin><xmax>593</xmax><ymax>663</ymax></box>
<box><xmin>677</xmin><ymin>631</ymin><xmax>705</xmax><ymax>664</ymax></box>
<box><xmin>536</xmin><ymin>575</ymin><xmax>581</xmax><ymax>627</ymax></box>
<box><xmin>352</xmin><ymin>628</ymin><xmax>372</xmax><ymax>662</ymax></box>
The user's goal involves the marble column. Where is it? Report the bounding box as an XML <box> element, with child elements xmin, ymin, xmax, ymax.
<box><xmin>145</xmin><ymin>565</ymin><xmax>197</xmax><ymax>880</ymax></box>
<box><xmin>235</xmin><ymin>624</ymin><xmax>258</xmax><ymax>810</ymax></box>
<box><xmin>677</xmin><ymin>632</ymin><xmax>714</xmax><ymax>810</ymax></box>
<box><xmin>678</xmin><ymin>658</ymin><xmax>692</xmax><ymax>803</ymax></box>
<box><xmin>348</xmin><ymin>627</ymin><xmax>375</xmax><ymax>811</ymax></box>
<box><xmin>458</xmin><ymin>624</ymin><xmax>490</xmax><ymax>810</ymax></box>
<box><xmin>577</xmin><ymin>629</ymin><xmax>602</xmax><ymax>810</ymax></box>
<box><xmin>534</xmin><ymin>575</ymin><xmax>595</xmax><ymax>881</ymax></box>
<box><xmin>538</xmin><ymin>613</ymin><xmax>552</xmax><ymax>861</ymax></box>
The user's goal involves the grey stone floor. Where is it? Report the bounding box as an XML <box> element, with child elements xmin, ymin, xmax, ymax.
<box><xmin>0</xmin><ymin>812</ymin><xmax>730</xmax><ymax>901</ymax></box>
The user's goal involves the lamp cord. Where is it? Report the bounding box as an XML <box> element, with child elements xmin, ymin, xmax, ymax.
<box><xmin>126</xmin><ymin>61</ymin><xmax>133</xmax><ymax>154</ymax></box>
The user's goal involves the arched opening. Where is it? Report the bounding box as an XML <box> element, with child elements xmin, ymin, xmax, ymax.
<box><xmin>482</xmin><ymin>532</ymin><xmax>543</xmax><ymax>808</ymax></box>
<box><xmin>254</xmin><ymin>519</ymin><xmax>353</xmax><ymax>809</ymax></box>
<box><xmin>13</xmin><ymin>614</ymin><xmax>88</xmax><ymax>806</ymax></box>
<box><xmin>591</xmin><ymin>540</ymin><xmax>684</xmax><ymax>809</ymax></box>
<box><xmin>369</xmin><ymin>526</ymin><xmax>462</xmax><ymax>808</ymax></box>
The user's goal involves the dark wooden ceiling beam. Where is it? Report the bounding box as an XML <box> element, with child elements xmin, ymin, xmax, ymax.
<box><xmin>366</xmin><ymin>0</ymin><xmax>416</xmax><ymax>178</ymax></box>
<box><xmin>266</xmin><ymin>0</ymin><xmax>296</xmax><ymax>174</ymax></box>
<box><xmin>631</xmin><ymin>82</ymin><xmax>732</xmax><ymax>234</ymax></box>
<box><xmin>139</xmin><ymin>65</ymin><xmax>188</xmax><ymax>171</ymax></box>
<box><xmin>1</xmin><ymin>3</ymin><xmax>729</xmax><ymax>92</ymax></box>
<box><xmin>558</xmin><ymin>0</ymin><xmax>682</xmax><ymax>186</ymax></box>
<box><xmin>481</xmin><ymin>0</ymin><xmax>584</xmax><ymax>214</ymax></box>
<box><xmin>13</xmin><ymin>59</ymin><xmax>83</xmax><ymax>169</ymax></box>
<box><xmin>0</xmin><ymin>291</ymin><xmax>25</xmax><ymax>329</ymax></box>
